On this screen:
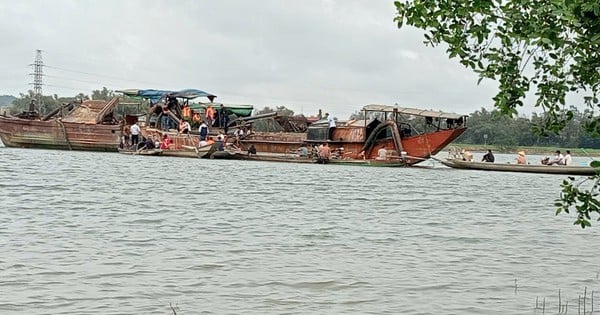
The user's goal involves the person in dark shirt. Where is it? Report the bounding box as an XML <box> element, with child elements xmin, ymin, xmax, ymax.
<box><xmin>143</xmin><ymin>136</ymin><xmax>156</xmax><ymax>149</ymax></box>
<box><xmin>248</xmin><ymin>144</ymin><xmax>257</xmax><ymax>156</ymax></box>
<box><xmin>482</xmin><ymin>149</ymin><xmax>495</xmax><ymax>162</ymax></box>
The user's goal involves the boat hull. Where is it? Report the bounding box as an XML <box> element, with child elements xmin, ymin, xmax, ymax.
<box><xmin>240</xmin><ymin>127</ymin><xmax>466</xmax><ymax>166</ymax></box>
<box><xmin>0</xmin><ymin>116</ymin><xmax>121</xmax><ymax>152</ymax></box>
<box><xmin>439</xmin><ymin>158</ymin><xmax>598</xmax><ymax>176</ymax></box>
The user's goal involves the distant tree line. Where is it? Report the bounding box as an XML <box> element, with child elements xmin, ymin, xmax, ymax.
<box><xmin>6</xmin><ymin>87</ymin><xmax>146</xmax><ymax>118</ymax></box>
<box><xmin>457</xmin><ymin>107</ymin><xmax>600</xmax><ymax>149</ymax></box>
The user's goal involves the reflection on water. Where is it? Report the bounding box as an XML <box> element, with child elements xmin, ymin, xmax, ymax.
<box><xmin>0</xmin><ymin>147</ymin><xmax>599</xmax><ymax>314</ymax></box>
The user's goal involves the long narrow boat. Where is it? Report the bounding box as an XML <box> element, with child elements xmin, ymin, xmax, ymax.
<box><xmin>437</xmin><ymin>158</ymin><xmax>598</xmax><ymax>176</ymax></box>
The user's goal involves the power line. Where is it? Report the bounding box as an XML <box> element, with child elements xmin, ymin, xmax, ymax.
<box><xmin>44</xmin><ymin>64</ymin><xmax>163</xmax><ymax>86</ymax></box>
<box><xmin>45</xmin><ymin>74</ymin><xmax>115</xmax><ymax>86</ymax></box>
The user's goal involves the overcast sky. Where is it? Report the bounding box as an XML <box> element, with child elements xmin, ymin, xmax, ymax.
<box><xmin>1</xmin><ymin>0</ymin><xmax>501</xmax><ymax>119</ymax></box>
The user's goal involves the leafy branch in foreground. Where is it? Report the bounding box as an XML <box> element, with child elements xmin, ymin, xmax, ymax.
<box><xmin>394</xmin><ymin>0</ymin><xmax>600</xmax><ymax>227</ymax></box>
<box><xmin>556</xmin><ymin>161</ymin><xmax>600</xmax><ymax>228</ymax></box>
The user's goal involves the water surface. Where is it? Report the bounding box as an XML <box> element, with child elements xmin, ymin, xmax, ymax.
<box><xmin>0</xmin><ymin>147</ymin><xmax>599</xmax><ymax>314</ymax></box>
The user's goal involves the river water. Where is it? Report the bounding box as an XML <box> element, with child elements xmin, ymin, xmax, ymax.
<box><xmin>0</xmin><ymin>145</ymin><xmax>599</xmax><ymax>314</ymax></box>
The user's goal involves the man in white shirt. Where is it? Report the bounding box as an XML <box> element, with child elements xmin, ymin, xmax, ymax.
<box><xmin>325</xmin><ymin>112</ymin><xmax>336</xmax><ymax>140</ymax></box>
<box><xmin>199</xmin><ymin>121</ymin><xmax>209</xmax><ymax>142</ymax></box>
<box><xmin>549</xmin><ymin>150</ymin><xmax>565</xmax><ymax>165</ymax></box>
<box><xmin>130</xmin><ymin>122</ymin><xmax>141</xmax><ymax>146</ymax></box>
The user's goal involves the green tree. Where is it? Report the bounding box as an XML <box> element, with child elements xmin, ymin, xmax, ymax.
<box><xmin>395</xmin><ymin>0</ymin><xmax>600</xmax><ymax>227</ymax></box>
<box><xmin>91</xmin><ymin>87</ymin><xmax>114</xmax><ymax>100</ymax></box>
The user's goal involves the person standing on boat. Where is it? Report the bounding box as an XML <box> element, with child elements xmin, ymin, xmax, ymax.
<box><xmin>161</xmin><ymin>105</ymin><xmax>171</xmax><ymax>131</ymax></box>
<box><xmin>219</xmin><ymin>105</ymin><xmax>230</xmax><ymax>134</ymax></box>
<box><xmin>122</xmin><ymin>122</ymin><xmax>131</xmax><ymax>148</ymax></box>
<box><xmin>482</xmin><ymin>149</ymin><xmax>495</xmax><ymax>162</ymax></box>
<box><xmin>130</xmin><ymin>121</ymin><xmax>141</xmax><ymax>147</ymax></box>
<box><xmin>182</xmin><ymin>103</ymin><xmax>192</xmax><ymax>123</ymax></box>
<box><xmin>191</xmin><ymin>111</ymin><xmax>201</xmax><ymax>128</ymax></box>
<box><xmin>325</xmin><ymin>113</ymin><xmax>336</xmax><ymax>140</ymax></box>
<box><xmin>199</xmin><ymin>121</ymin><xmax>209</xmax><ymax>142</ymax></box>
<box><xmin>516</xmin><ymin>151</ymin><xmax>527</xmax><ymax>164</ymax></box>
<box><xmin>205</xmin><ymin>105</ymin><xmax>215</xmax><ymax>127</ymax></box>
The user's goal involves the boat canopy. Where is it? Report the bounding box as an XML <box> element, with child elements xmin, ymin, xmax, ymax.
<box><xmin>363</xmin><ymin>104</ymin><xmax>466</xmax><ymax>120</ymax></box>
<box><xmin>117</xmin><ymin>88</ymin><xmax>216</xmax><ymax>102</ymax></box>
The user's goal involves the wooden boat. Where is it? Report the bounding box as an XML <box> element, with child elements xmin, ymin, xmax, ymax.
<box><xmin>162</xmin><ymin>144</ymin><xmax>216</xmax><ymax>159</ymax></box>
<box><xmin>118</xmin><ymin>148</ymin><xmax>163</xmax><ymax>156</ymax></box>
<box><xmin>0</xmin><ymin>97</ymin><xmax>122</xmax><ymax>151</ymax></box>
<box><xmin>239</xmin><ymin>104</ymin><xmax>468</xmax><ymax>166</ymax></box>
<box><xmin>437</xmin><ymin>158</ymin><xmax>598</xmax><ymax>176</ymax></box>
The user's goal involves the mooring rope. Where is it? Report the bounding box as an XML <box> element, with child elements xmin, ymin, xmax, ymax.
<box><xmin>56</xmin><ymin>119</ymin><xmax>72</xmax><ymax>150</ymax></box>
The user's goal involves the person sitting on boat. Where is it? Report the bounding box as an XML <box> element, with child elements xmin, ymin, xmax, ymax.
<box><xmin>199</xmin><ymin>121</ymin><xmax>209</xmax><ymax>142</ymax></box>
<box><xmin>547</xmin><ymin>150</ymin><xmax>565</xmax><ymax>165</ymax></box>
<box><xmin>376</xmin><ymin>145</ymin><xmax>388</xmax><ymax>160</ymax></box>
<box><xmin>541</xmin><ymin>157</ymin><xmax>550</xmax><ymax>165</ymax></box>
<box><xmin>160</xmin><ymin>134</ymin><xmax>171</xmax><ymax>150</ymax></box>
<box><xmin>461</xmin><ymin>149</ymin><xmax>473</xmax><ymax>162</ymax></box>
<box><xmin>178</xmin><ymin>120</ymin><xmax>191</xmax><ymax>134</ymax></box>
<box><xmin>297</xmin><ymin>143</ymin><xmax>308</xmax><ymax>157</ymax></box>
<box><xmin>248</xmin><ymin>144</ymin><xmax>257</xmax><ymax>156</ymax></box>
<box><xmin>234</xmin><ymin>127</ymin><xmax>245</xmax><ymax>139</ymax></box>
<box><xmin>145</xmin><ymin>135</ymin><xmax>156</xmax><ymax>149</ymax></box>
<box><xmin>516</xmin><ymin>151</ymin><xmax>527</xmax><ymax>164</ymax></box>
<box><xmin>216</xmin><ymin>132</ymin><xmax>226</xmax><ymax>151</ymax></box>
<box><xmin>137</xmin><ymin>135</ymin><xmax>156</xmax><ymax>151</ymax></box>
<box><xmin>317</xmin><ymin>142</ymin><xmax>331</xmax><ymax>163</ymax></box>
<box><xmin>481</xmin><ymin>149</ymin><xmax>495</xmax><ymax>162</ymax></box>
<box><xmin>564</xmin><ymin>150</ymin><xmax>572</xmax><ymax>165</ymax></box>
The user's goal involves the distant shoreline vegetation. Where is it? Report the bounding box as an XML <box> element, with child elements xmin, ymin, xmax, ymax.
<box><xmin>450</xmin><ymin>143</ymin><xmax>600</xmax><ymax>157</ymax></box>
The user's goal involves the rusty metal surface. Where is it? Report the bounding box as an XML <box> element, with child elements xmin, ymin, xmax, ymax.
<box><xmin>0</xmin><ymin>98</ymin><xmax>122</xmax><ymax>151</ymax></box>
<box><xmin>62</xmin><ymin>97</ymin><xmax>119</xmax><ymax>123</ymax></box>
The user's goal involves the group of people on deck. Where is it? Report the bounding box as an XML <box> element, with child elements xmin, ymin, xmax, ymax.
<box><xmin>516</xmin><ymin>149</ymin><xmax>572</xmax><ymax>165</ymax></box>
<box><xmin>541</xmin><ymin>150</ymin><xmax>572</xmax><ymax>166</ymax></box>
<box><xmin>460</xmin><ymin>148</ymin><xmax>573</xmax><ymax>165</ymax></box>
